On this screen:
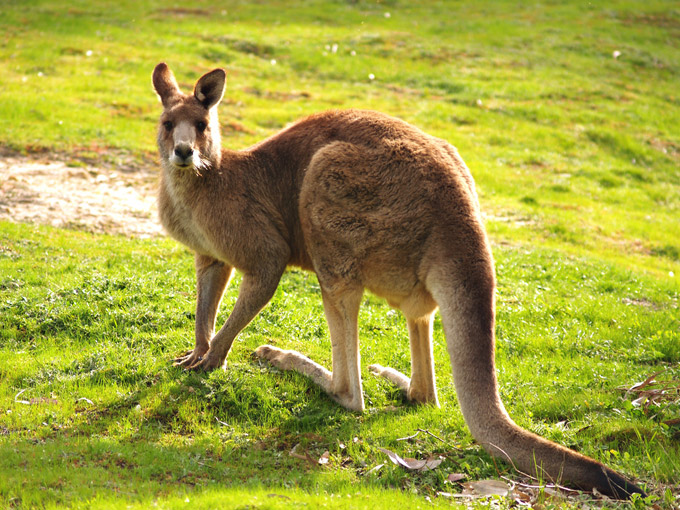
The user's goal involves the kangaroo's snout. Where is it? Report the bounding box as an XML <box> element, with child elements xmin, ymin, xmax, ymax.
<box><xmin>169</xmin><ymin>125</ymin><xmax>198</xmax><ymax>168</ymax></box>
<box><xmin>174</xmin><ymin>144</ymin><xmax>194</xmax><ymax>162</ymax></box>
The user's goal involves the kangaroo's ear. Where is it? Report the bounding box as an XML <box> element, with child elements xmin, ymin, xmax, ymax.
<box><xmin>194</xmin><ymin>68</ymin><xmax>226</xmax><ymax>110</ymax></box>
<box><xmin>152</xmin><ymin>63</ymin><xmax>182</xmax><ymax>108</ymax></box>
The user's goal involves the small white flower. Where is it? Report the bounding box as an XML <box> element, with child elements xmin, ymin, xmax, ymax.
<box><xmin>86</xmin><ymin>50</ymin><xmax>93</xmax><ymax>57</ymax></box>
<box><xmin>613</xmin><ymin>50</ymin><xmax>621</xmax><ymax>59</ymax></box>
<box><xmin>384</xmin><ymin>12</ymin><xmax>391</xmax><ymax>18</ymax></box>
<box><xmin>368</xmin><ymin>73</ymin><xmax>375</xmax><ymax>80</ymax></box>
<box><xmin>331</xmin><ymin>43</ymin><xmax>338</xmax><ymax>54</ymax></box>
<box><xmin>270</xmin><ymin>59</ymin><xmax>277</xmax><ymax>65</ymax></box>
<box><xmin>350</xmin><ymin>50</ymin><xmax>356</xmax><ymax>56</ymax></box>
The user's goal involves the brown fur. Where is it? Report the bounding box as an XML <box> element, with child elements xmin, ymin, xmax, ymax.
<box><xmin>151</xmin><ymin>63</ymin><xmax>645</xmax><ymax>499</ymax></box>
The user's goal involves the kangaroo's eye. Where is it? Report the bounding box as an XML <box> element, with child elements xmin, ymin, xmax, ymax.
<box><xmin>163</xmin><ymin>121</ymin><xmax>173</xmax><ymax>131</ymax></box>
<box><xmin>196</xmin><ymin>121</ymin><xmax>207</xmax><ymax>132</ymax></box>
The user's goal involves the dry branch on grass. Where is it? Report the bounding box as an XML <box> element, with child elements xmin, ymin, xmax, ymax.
<box><xmin>619</xmin><ymin>371</ymin><xmax>680</xmax><ymax>424</ymax></box>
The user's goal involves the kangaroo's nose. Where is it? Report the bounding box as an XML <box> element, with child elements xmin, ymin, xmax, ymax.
<box><xmin>174</xmin><ymin>144</ymin><xmax>193</xmax><ymax>161</ymax></box>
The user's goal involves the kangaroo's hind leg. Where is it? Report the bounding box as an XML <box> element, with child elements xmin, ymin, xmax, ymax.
<box><xmin>369</xmin><ymin>310</ymin><xmax>439</xmax><ymax>406</ymax></box>
<box><xmin>255</xmin><ymin>283</ymin><xmax>366</xmax><ymax>412</ymax></box>
<box><xmin>368</xmin><ymin>283</ymin><xmax>439</xmax><ymax>405</ymax></box>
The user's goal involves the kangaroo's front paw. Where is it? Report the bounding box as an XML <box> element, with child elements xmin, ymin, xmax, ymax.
<box><xmin>173</xmin><ymin>347</ymin><xmax>208</xmax><ymax>368</ymax></box>
<box><xmin>173</xmin><ymin>349</ymin><xmax>193</xmax><ymax>363</ymax></box>
<box><xmin>186</xmin><ymin>350</ymin><xmax>226</xmax><ymax>371</ymax></box>
<box><xmin>255</xmin><ymin>345</ymin><xmax>294</xmax><ymax>370</ymax></box>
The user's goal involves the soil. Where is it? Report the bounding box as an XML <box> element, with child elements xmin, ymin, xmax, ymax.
<box><xmin>0</xmin><ymin>154</ymin><xmax>164</xmax><ymax>238</ymax></box>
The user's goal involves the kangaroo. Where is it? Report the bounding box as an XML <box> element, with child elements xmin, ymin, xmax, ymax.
<box><xmin>151</xmin><ymin>62</ymin><xmax>645</xmax><ymax>499</ymax></box>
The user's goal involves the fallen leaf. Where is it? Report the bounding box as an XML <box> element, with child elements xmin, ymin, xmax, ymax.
<box><xmin>447</xmin><ymin>473</ymin><xmax>466</xmax><ymax>483</ymax></box>
<box><xmin>513</xmin><ymin>488</ymin><xmax>534</xmax><ymax>503</ymax></box>
<box><xmin>410</xmin><ymin>457</ymin><xmax>443</xmax><ymax>471</ymax></box>
<box><xmin>365</xmin><ymin>463</ymin><xmax>385</xmax><ymax>475</ymax></box>
<box><xmin>462</xmin><ymin>479</ymin><xmax>511</xmax><ymax>497</ymax></box>
<box><xmin>14</xmin><ymin>389</ymin><xmax>30</xmax><ymax>405</ymax></box>
<box><xmin>30</xmin><ymin>397</ymin><xmax>58</xmax><ymax>405</ymax></box>
<box><xmin>379</xmin><ymin>447</ymin><xmax>443</xmax><ymax>472</ymax></box>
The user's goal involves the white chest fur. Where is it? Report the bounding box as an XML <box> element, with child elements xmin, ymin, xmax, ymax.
<box><xmin>159</xmin><ymin>174</ymin><xmax>218</xmax><ymax>259</ymax></box>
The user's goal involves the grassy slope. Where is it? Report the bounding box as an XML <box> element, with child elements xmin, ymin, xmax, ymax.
<box><xmin>1</xmin><ymin>0</ymin><xmax>679</xmax><ymax>508</ymax></box>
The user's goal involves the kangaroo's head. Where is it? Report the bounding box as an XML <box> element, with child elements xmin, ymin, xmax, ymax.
<box><xmin>152</xmin><ymin>63</ymin><xmax>226</xmax><ymax>174</ymax></box>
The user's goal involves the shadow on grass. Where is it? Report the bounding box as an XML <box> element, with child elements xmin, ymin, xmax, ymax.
<box><xmin>0</xmin><ymin>359</ymin><xmax>467</xmax><ymax>508</ymax></box>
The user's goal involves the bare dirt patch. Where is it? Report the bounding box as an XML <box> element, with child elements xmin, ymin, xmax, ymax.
<box><xmin>0</xmin><ymin>154</ymin><xmax>164</xmax><ymax>238</ymax></box>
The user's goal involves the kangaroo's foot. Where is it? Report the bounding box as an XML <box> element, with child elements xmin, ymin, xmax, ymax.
<box><xmin>369</xmin><ymin>364</ymin><xmax>410</xmax><ymax>392</ymax></box>
<box><xmin>369</xmin><ymin>364</ymin><xmax>439</xmax><ymax>405</ymax></box>
<box><xmin>254</xmin><ymin>345</ymin><xmax>312</xmax><ymax>372</ymax></box>
<box><xmin>255</xmin><ymin>344</ymin><xmax>364</xmax><ymax>412</ymax></box>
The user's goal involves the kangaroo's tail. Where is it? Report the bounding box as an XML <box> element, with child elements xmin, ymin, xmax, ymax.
<box><xmin>428</xmin><ymin>257</ymin><xmax>645</xmax><ymax>499</ymax></box>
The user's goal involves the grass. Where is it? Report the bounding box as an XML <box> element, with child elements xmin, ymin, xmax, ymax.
<box><xmin>1</xmin><ymin>0</ymin><xmax>679</xmax><ymax>508</ymax></box>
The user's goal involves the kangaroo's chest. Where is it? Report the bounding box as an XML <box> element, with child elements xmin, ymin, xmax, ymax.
<box><xmin>158</xmin><ymin>182</ymin><xmax>220</xmax><ymax>259</ymax></box>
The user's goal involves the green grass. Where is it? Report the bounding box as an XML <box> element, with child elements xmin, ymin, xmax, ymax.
<box><xmin>1</xmin><ymin>0</ymin><xmax>679</xmax><ymax>508</ymax></box>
